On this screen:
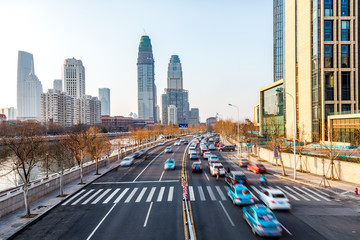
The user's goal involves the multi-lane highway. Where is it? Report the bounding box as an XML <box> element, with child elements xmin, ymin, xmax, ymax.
<box><xmin>10</xmin><ymin>137</ymin><xmax>360</xmax><ymax>240</ymax></box>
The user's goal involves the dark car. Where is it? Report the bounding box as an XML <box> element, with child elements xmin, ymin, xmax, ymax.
<box><xmin>184</xmin><ymin>140</ymin><xmax>189</xmax><ymax>144</ymax></box>
<box><xmin>192</xmin><ymin>162</ymin><xmax>203</xmax><ymax>173</ymax></box>
<box><xmin>219</xmin><ymin>145</ymin><xmax>236</xmax><ymax>151</ymax></box>
<box><xmin>225</xmin><ymin>171</ymin><xmax>248</xmax><ymax>186</ymax></box>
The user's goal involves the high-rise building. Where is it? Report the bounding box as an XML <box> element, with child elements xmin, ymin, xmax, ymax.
<box><xmin>75</xmin><ymin>95</ymin><xmax>101</xmax><ymax>125</ymax></box>
<box><xmin>53</xmin><ymin>79</ymin><xmax>62</xmax><ymax>92</ymax></box>
<box><xmin>40</xmin><ymin>89</ymin><xmax>75</xmax><ymax>127</ymax></box>
<box><xmin>63</xmin><ymin>58</ymin><xmax>85</xmax><ymax>99</ymax></box>
<box><xmin>188</xmin><ymin>108</ymin><xmax>200</xmax><ymax>125</ymax></box>
<box><xmin>99</xmin><ymin>88</ymin><xmax>110</xmax><ymax>116</ymax></box>
<box><xmin>273</xmin><ymin>0</ymin><xmax>284</xmax><ymax>82</ymax></box>
<box><xmin>162</xmin><ymin>89</ymin><xmax>189</xmax><ymax>125</ymax></box>
<box><xmin>168</xmin><ymin>105</ymin><xmax>177</xmax><ymax>124</ymax></box>
<box><xmin>167</xmin><ymin>55</ymin><xmax>183</xmax><ymax>89</ymax></box>
<box><xmin>137</xmin><ymin>35</ymin><xmax>157</xmax><ymax>121</ymax></box>
<box><xmin>0</xmin><ymin>107</ymin><xmax>16</xmax><ymax>120</ymax></box>
<box><xmin>19</xmin><ymin>72</ymin><xmax>43</xmax><ymax>120</ymax></box>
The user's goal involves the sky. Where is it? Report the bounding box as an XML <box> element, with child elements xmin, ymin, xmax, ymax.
<box><xmin>0</xmin><ymin>0</ymin><xmax>273</xmax><ymax>122</ymax></box>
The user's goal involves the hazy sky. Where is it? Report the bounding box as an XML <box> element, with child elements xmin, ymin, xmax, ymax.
<box><xmin>0</xmin><ymin>0</ymin><xmax>273</xmax><ymax>122</ymax></box>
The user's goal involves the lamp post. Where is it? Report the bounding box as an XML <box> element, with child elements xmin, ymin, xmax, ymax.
<box><xmin>276</xmin><ymin>88</ymin><xmax>296</xmax><ymax>179</ymax></box>
<box><xmin>228</xmin><ymin>104</ymin><xmax>240</xmax><ymax>157</ymax></box>
<box><xmin>45</xmin><ymin>153</ymin><xmax>49</xmax><ymax>178</ymax></box>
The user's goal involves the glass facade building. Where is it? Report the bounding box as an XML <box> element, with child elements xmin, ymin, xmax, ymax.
<box><xmin>273</xmin><ymin>0</ymin><xmax>284</xmax><ymax>82</ymax></box>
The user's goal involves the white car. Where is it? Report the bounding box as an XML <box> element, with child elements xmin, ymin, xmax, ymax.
<box><xmin>120</xmin><ymin>156</ymin><xmax>134</xmax><ymax>167</ymax></box>
<box><xmin>210</xmin><ymin>163</ymin><xmax>226</xmax><ymax>176</ymax></box>
<box><xmin>203</xmin><ymin>152</ymin><xmax>212</xmax><ymax>159</ymax></box>
<box><xmin>174</xmin><ymin>141</ymin><xmax>181</xmax><ymax>146</ymax></box>
<box><xmin>189</xmin><ymin>144</ymin><xmax>196</xmax><ymax>150</ymax></box>
<box><xmin>158</xmin><ymin>141</ymin><xmax>165</xmax><ymax>146</ymax></box>
<box><xmin>258</xmin><ymin>189</ymin><xmax>291</xmax><ymax>210</ymax></box>
<box><xmin>208</xmin><ymin>155</ymin><xmax>219</xmax><ymax>162</ymax></box>
<box><xmin>188</xmin><ymin>149</ymin><xmax>196</xmax><ymax>155</ymax></box>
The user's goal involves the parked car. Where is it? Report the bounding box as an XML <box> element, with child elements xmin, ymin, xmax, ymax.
<box><xmin>227</xmin><ymin>184</ymin><xmax>254</xmax><ymax>205</ymax></box>
<box><xmin>247</xmin><ymin>163</ymin><xmax>267</xmax><ymax>173</ymax></box>
<box><xmin>203</xmin><ymin>151</ymin><xmax>212</xmax><ymax>159</ymax></box>
<box><xmin>219</xmin><ymin>145</ymin><xmax>236</xmax><ymax>151</ymax></box>
<box><xmin>242</xmin><ymin>204</ymin><xmax>282</xmax><ymax>237</ymax></box>
<box><xmin>238</xmin><ymin>158</ymin><xmax>249</xmax><ymax>167</ymax></box>
<box><xmin>192</xmin><ymin>162</ymin><xmax>203</xmax><ymax>173</ymax></box>
<box><xmin>165</xmin><ymin>147</ymin><xmax>173</xmax><ymax>153</ymax></box>
<box><xmin>190</xmin><ymin>153</ymin><xmax>198</xmax><ymax>160</ymax></box>
<box><xmin>209</xmin><ymin>163</ymin><xmax>226</xmax><ymax>176</ymax></box>
<box><xmin>258</xmin><ymin>189</ymin><xmax>291</xmax><ymax>210</ymax></box>
<box><xmin>225</xmin><ymin>171</ymin><xmax>248</xmax><ymax>186</ymax></box>
<box><xmin>164</xmin><ymin>158</ymin><xmax>176</xmax><ymax>170</ymax></box>
<box><xmin>120</xmin><ymin>156</ymin><xmax>135</xmax><ymax>167</ymax></box>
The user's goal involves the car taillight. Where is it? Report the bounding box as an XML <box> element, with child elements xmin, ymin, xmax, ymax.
<box><xmin>200</xmin><ymin>167</ymin><xmax>202</xmax><ymax>169</ymax></box>
<box><xmin>236</xmin><ymin>197</ymin><xmax>240</xmax><ymax>200</ymax></box>
<box><xmin>192</xmin><ymin>167</ymin><xmax>195</xmax><ymax>169</ymax></box>
<box><xmin>271</xmin><ymin>200</ymin><xmax>276</xmax><ymax>203</ymax></box>
<box><xmin>232</xmin><ymin>180</ymin><xmax>236</xmax><ymax>184</ymax></box>
<box><xmin>287</xmin><ymin>200</ymin><xmax>291</xmax><ymax>204</ymax></box>
<box><xmin>257</xmin><ymin>224</ymin><xmax>264</xmax><ymax>228</ymax></box>
<box><xmin>245</xmin><ymin>179</ymin><xmax>248</xmax><ymax>183</ymax></box>
<box><xmin>251</xmin><ymin>197</ymin><xmax>254</xmax><ymax>201</ymax></box>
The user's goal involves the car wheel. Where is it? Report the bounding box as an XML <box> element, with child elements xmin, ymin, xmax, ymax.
<box><xmin>232</xmin><ymin>198</ymin><xmax>236</xmax><ymax>205</ymax></box>
<box><xmin>251</xmin><ymin>225</ymin><xmax>257</xmax><ymax>235</ymax></box>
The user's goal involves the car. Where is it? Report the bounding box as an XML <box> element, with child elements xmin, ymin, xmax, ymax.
<box><xmin>225</xmin><ymin>171</ymin><xmax>248</xmax><ymax>186</ymax></box>
<box><xmin>174</xmin><ymin>141</ymin><xmax>181</xmax><ymax>146</ymax></box>
<box><xmin>217</xmin><ymin>142</ymin><xmax>224</xmax><ymax>148</ymax></box>
<box><xmin>258</xmin><ymin>189</ymin><xmax>291</xmax><ymax>210</ymax></box>
<box><xmin>180</xmin><ymin>138</ymin><xmax>185</xmax><ymax>143</ymax></box>
<box><xmin>184</xmin><ymin>140</ymin><xmax>189</xmax><ymax>144</ymax></box>
<box><xmin>238</xmin><ymin>158</ymin><xmax>249</xmax><ymax>167</ymax></box>
<box><xmin>120</xmin><ymin>156</ymin><xmax>135</xmax><ymax>167</ymax></box>
<box><xmin>158</xmin><ymin>141</ymin><xmax>165</xmax><ymax>146</ymax></box>
<box><xmin>165</xmin><ymin>147</ymin><xmax>173</xmax><ymax>153</ymax></box>
<box><xmin>247</xmin><ymin>163</ymin><xmax>267</xmax><ymax>173</ymax></box>
<box><xmin>189</xmin><ymin>144</ymin><xmax>196</xmax><ymax>150</ymax></box>
<box><xmin>164</xmin><ymin>158</ymin><xmax>176</xmax><ymax>170</ymax></box>
<box><xmin>201</xmin><ymin>148</ymin><xmax>209</xmax><ymax>156</ymax></box>
<box><xmin>190</xmin><ymin>152</ymin><xmax>198</xmax><ymax>160</ymax></box>
<box><xmin>208</xmin><ymin>144</ymin><xmax>216</xmax><ymax>150</ymax></box>
<box><xmin>208</xmin><ymin>154</ymin><xmax>219</xmax><ymax>162</ymax></box>
<box><xmin>227</xmin><ymin>184</ymin><xmax>254</xmax><ymax>205</ymax></box>
<box><xmin>188</xmin><ymin>149</ymin><xmax>196</xmax><ymax>155</ymax></box>
<box><xmin>209</xmin><ymin>163</ymin><xmax>226</xmax><ymax>176</ymax></box>
<box><xmin>219</xmin><ymin>145</ymin><xmax>236</xmax><ymax>151</ymax></box>
<box><xmin>203</xmin><ymin>151</ymin><xmax>212</xmax><ymax>159</ymax></box>
<box><xmin>133</xmin><ymin>151</ymin><xmax>141</xmax><ymax>159</ymax></box>
<box><xmin>242</xmin><ymin>204</ymin><xmax>282</xmax><ymax>237</ymax></box>
<box><xmin>192</xmin><ymin>162</ymin><xmax>203</xmax><ymax>173</ymax></box>
<box><xmin>208</xmin><ymin>159</ymin><xmax>219</xmax><ymax>167</ymax></box>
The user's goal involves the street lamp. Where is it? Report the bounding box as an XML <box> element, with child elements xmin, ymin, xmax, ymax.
<box><xmin>276</xmin><ymin>88</ymin><xmax>296</xmax><ymax>179</ymax></box>
<box><xmin>228</xmin><ymin>104</ymin><xmax>241</xmax><ymax>157</ymax></box>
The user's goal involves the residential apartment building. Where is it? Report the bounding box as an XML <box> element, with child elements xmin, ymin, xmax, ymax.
<box><xmin>0</xmin><ymin>107</ymin><xmax>16</xmax><ymax>120</ymax></box>
<box><xmin>75</xmin><ymin>95</ymin><xmax>101</xmax><ymax>125</ymax></box>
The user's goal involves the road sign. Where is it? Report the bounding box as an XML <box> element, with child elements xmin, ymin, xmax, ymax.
<box><xmin>178</xmin><ymin>123</ymin><xmax>188</xmax><ymax>129</ymax></box>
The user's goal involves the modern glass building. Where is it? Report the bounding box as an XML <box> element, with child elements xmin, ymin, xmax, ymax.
<box><xmin>167</xmin><ymin>55</ymin><xmax>183</xmax><ymax>89</ymax></box>
<box><xmin>273</xmin><ymin>0</ymin><xmax>285</xmax><ymax>82</ymax></box>
<box><xmin>99</xmin><ymin>88</ymin><xmax>110</xmax><ymax>116</ymax></box>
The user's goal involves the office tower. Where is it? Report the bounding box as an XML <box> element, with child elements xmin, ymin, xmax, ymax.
<box><xmin>137</xmin><ymin>35</ymin><xmax>157</xmax><ymax>121</ymax></box>
<box><xmin>53</xmin><ymin>79</ymin><xmax>62</xmax><ymax>92</ymax></box>
<box><xmin>0</xmin><ymin>107</ymin><xmax>16</xmax><ymax>120</ymax></box>
<box><xmin>63</xmin><ymin>58</ymin><xmax>85</xmax><ymax>99</ymax></box>
<box><xmin>75</xmin><ymin>95</ymin><xmax>101</xmax><ymax>125</ymax></box>
<box><xmin>99</xmin><ymin>88</ymin><xmax>110</xmax><ymax>116</ymax></box>
<box><xmin>161</xmin><ymin>89</ymin><xmax>189</xmax><ymax>125</ymax></box>
<box><xmin>155</xmin><ymin>105</ymin><xmax>160</xmax><ymax>123</ymax></box>
<box><xmin>20</xmin><ymin>72</ymin><xmax>43</xmax><ymax>120</ymax></box>
<box><xmin>17</xmin><ymin>51</ymin><xmax>35</xmax><ymax>119</ymax></box>
<box><xmin>188</xmin><ymin>108</ymin><xmax>200</xmax><ymax>125</ymax></box>
<box><xmin>168</xmin><ymin>105</ymin><xmax>177</xmax><ymax>124</ymax></box>
<box><xmin>40</xmin><ymin>89</ymin><xmax>75</xmax><ymax>127</ymax></box>
<box><xmin>273</xmin><ymin>0</ymin><xmax>284</xmax><ymax>82</ymax></box>
<box><xmin>167</xmin><ymin>55</ymin><xmax>183</xmax><ymax>89</ymax></box>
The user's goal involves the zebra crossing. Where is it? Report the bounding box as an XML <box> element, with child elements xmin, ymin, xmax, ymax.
<box><xmin>61</xmin><ymin>184</ymin><xmax>332</xmax><ymax>206</ymax></box>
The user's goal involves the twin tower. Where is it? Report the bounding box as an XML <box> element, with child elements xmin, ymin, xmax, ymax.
<box><xmin>137</xmin><ymin>36</ymin><xmax>189</xmax><ymax>125</ymax></box>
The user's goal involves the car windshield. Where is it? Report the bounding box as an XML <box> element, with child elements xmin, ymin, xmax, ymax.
<box><xmin>167</xmin><ymin>160</ymin><xmax>174</xmax><ymax>163</ymax></box>
<box><xmin>234</xmin><ymin>175</ymin><xmax>246</xmax><ymax>181</ymax></box>
<box><xmin>193</xmin><ymin>164</ymin><xmax>200</xmax><ymax>167</ymax></box>
<box><xmin>257</xmin><ymin>213</ymin><xmax>275</xmax><ymax>221</ymax></box>
<box><xmin>257</xmin><ymin>164</ymin><xmax>265</xmax><ymax>168</ymax></box>
<box><xmin>272</xmin><ymin>193</ymin><xmax>286</xmax><ymax>198</ymax></box>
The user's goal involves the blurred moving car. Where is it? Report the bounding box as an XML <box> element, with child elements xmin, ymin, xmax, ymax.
<box><xmin>189</xmin><ymin>144</ymin><xmax>196</xmax><ymax>150</ymax></box>
<box><xmin>219</xmin><ymin>145</ymin><xmax>236</xmax><ymax>151</ymax></box>
<box><xmin>158</xmin><ymin>141</ymin><xmax>165</xmax><ymax>146</ymax></box>
<box><xmin>247</xmin><ymin>163</ymin><xmax>267</xmax><ymax>173</ymax></box>
<box><xmin>208</xmin><ymin>154</ymin><xmax>219</xmax><ymax>162</ymax></box>
<box><xmin>238</xmin><ymin>158</ymin><xmax>249</xmax><ymax>167</ymax></box>
<box><xmin>227</xmin><ymin>184</ymin><xmax>254</xmax><ymax>205</ymax></box>
<box><xmin>184</xmin><ymin>140</ymin><xmax>189</xmax><ymax>144</ymax></box>
<box><xmin>225</xmin><ymin>171</ymin><xmax>248</xmax><ymax>186</ymax></box>
<box><xmin>174</xmin><ymin>141</ymin><xmax>181</xmax><ymax>146</ymax></box>
<box><xmin>190</xmin><ymin>152</ymin><xmax>199</xmax><ymax>160</ymax></box>
<box><xmin>120</xmin><ymin>156</ymin><xmax>135</xmax><ymax>167</ymax></box>
<box><xmin>164</xmin><ymin>158</ymin><xmax>176</xmax><ymax>170</ymax></box>
<box><xmin>203</xmin><ymin>151</ymin><xmax>211</xmax><ymax>159</ymax></box>
<box><xmin>242</xmin><ymin>204</ymin><xmax>282</xmax><ymax>237</ymax></box>
<box><xmin>210</xmin><ymin>163</ymin><xmax>226</xmax><ymax>176</ymax></box>
<box><xmin>201</xmin><ymin>148</ymin><xmax>209</xmax><ymax>156</ymax></box>
<box><xmin>165</xmin><ymin>147</ymin><xmax>173</xmax><ymax>153</ymax></box>
<box><xmin>208</xmin><ymin>144</ymin><xmax>216</xmax><ymax>150</ymax></box>
<box><xmin>258</xmin><ymin>189</ymin><xmax>291</xmax><ymax>210</ymax></box>
<box><xmin>192</xmin><ymin>162</ymin><xmax>203</xmax><ymax>173</ymax></box>
<box><xmin>208</xmin><ymin>159</ymin><xmax>219</xmax><ymax>167</ymax></box>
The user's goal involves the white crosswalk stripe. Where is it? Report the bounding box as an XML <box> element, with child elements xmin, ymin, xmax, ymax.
<box><xmin>103</xmin><ymin>188</ymin><xmax>120</xmax><ymax>204</ymax></box>
<box><xmin>62</xmin><ymin>190</ymin><xmax>86</xmax><ymax>206</ymax></box>
<box><xmin>92</xmin><ymin>189</ymin><xmax>111</xmax><ymax>204</ymax></box>
<box><xmin>146</xmin><ymin>187</ymin><xmax>156</xmax><ymax>202</ymax></box>
<box><xmin>206</xmin><ymin>186</ymin><xmax>216</xmax><ymax>201</ymax></box>
<box><xmin>157</xmin><ymin>187</ymin><xmax>165</xmax><ymax>202</ymax></box>
<box><xmin>125</xmin><ymin>188</ymin><xmax>138</xmax><ymax>203</ymax></box>
<box><xmin>293</xmin><ymin>186</ymin><xmax>321</xmax><ymax>201</ymax></box>
<box><xmin>198</xmin><ymin>186</ymin><xmax>206</xmax><ymax>201</ymax></box>
<box><xmin>248</xmin><ymin>185</ymin><xmax>260</xmax><ymax>201</ymax></box>
<box><xmin>275</xmin><ymin>186</ymin><xmax>300</xmax><ymax>201</ymax></box>
<box><xmin>82</xmin><ymin>189</ymin><xmax>103</xmax><ymax>205</ymax></box>
<box><xmin>215</xmin><ymin>186</ymin><xmax>227</xmax><ymax>201</ymax></box>
<box><xmin>168</xmin><ymin>186</ymin><xmax>174</xmax><ymax>202</ymax></box>
<box><xmin>135</xmin><ymin>187</ymin><xmax>147</xmax><ymax>203</ymax></box>
<box><xmin>301</xmin><ymin>187</ymin><xmax>331</xmax><ymax>201</ymax></box>
<box><xmin>114</xmin><ymin>188</ymin><xmax>129</xmax><ymax>203</ymax></box>
<box><xmin>72</xmin><ymin>189</ymin><xmax>94</xmax><ymax>205</ymax></box>
<box><xmin>285</xmin><ymin>186</ymin><xmax>311</xmax><ymax>201</ymax></box>
<box><xmin>189</xmin><ymin>186</ymin><xmax>195</xmax><ymax>201</ymax></box>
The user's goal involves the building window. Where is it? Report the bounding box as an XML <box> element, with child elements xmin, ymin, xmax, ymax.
<box><xmin>324</xmin><ymin>0</ymin><xmax>333</xmax><ymax>16</ymax></box>
<box><xmin>324</xmin><ymin>45</ymin><xmax>333</xmax><ymax>68</ymax></box>
<box><xmin>341</xmin><ymin>21</ymin><xmax>350</xmax><ymax>41</ymax></box>
<box><xmin>341</xmin><ymin>45</ymin><xmax>350</xmax><ymax>68</ymax></box>
<box><xmin>324</xmin><ymin>20</ymin><xmax>333</xmax><ymax>41</ymax></box>
<box><xmin>341</xmin><ymin>72</ymin><xmax>351</xmax><ymax>100</ymax></box>
<box><xmin>325</xmin><ymin>72</ymin><xmax>334</xmax><ymax>100</ymax></box>
<box><xmin>325</xmin><ymin>104</ymin><xmax>334</xmax><ymax>117</ymax></box>
<box><xmin>341</xmin><ymin>104</ymin><xmax>351</xmax><ymax>113</ymax></box>
<box><xmin>341</xmin><ymin>0</ymin><xmax>350</xmax><ymax>16</ymax></box>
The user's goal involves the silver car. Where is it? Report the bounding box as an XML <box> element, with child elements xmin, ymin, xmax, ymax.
<box><xmin>120</xmin><ymin>156</ymin><xmax>134</xmax><ymax>167</ymax></box>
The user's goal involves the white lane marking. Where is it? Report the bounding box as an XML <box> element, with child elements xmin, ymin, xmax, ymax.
<box><xmin>302</xmin><ymin>187</ymin><xmax>331</xmax><ymax>201</ymax></box>
<box><xmin>62</xmin><ymin>190</ymin><xmax>86</xmax><ymax>205</ymax></box>
<box><xmin>146</xmin><ymin>187</ymin><xmax>156</xmax><ymax>202</ymax></box>
<box><xmin>125</xmin><ymin>188</ymin><xmax>138</xmax><ymax>203</ymax></box>
<box><xmin>103</xmin><ymin>188</ymin><xmax>120</xmax><ymax>204</ymax></box>
<box><xmin>189</xmin><ymin>186</ymin><xmax>195</xmax><ymax>201</ymax></box>
<box><xmin>159</xmin><ymin>171</ymin><xmax>165</xmax><ymax>181</ymax></box>
<box><xmin>311</xmin><ymin>187</ymin><xmax>331</xmax><ymax>197</ymax></box>
<box><xmin>293</xmin><ymin>186</ymin><xmax>321</xmax><ymax>201</ymax></box>
<box><xmin>72</xmin><ymin>190</ymin><xmax>94</xmax><ymax>205</ymax></box>
<box><xmin>285</xmin><ymin>186</ymin><xmax>310</xmax><ymax>201</ymax></box>
<box><xmin>219</xmin><ymin>201</ymin><xmax>235</xmax><ymax>227</ymax></box>
<box><xmin>168</xmin><ymin>186</ymin><xmax>174</xmax><ymax>201</ymax></box>
<box><xmin>280</xmin><ymin>223</ymin><xmax>293</xmax><ymax>236</ymax></box>
<box><xmin>206</xmin><ymin>186</ymin><xmax>216</xmax><ymax>201</ymax></box>
<box><xmin>198</xmin><ymin>186</ymin><xmax>206</xmax><ymax>201</ymax></box>
<box><xmin>248</xmin><ymin>186</ymin><xmax>260</xmax><ymax>201</ymax></box>
<box><xmin>133</xmin><ymin>152</ymin><xmax>163</xmax><ymax>182</ymax></box>
<box><xmin>86</xmin><ymin>203</ymin><xmax>118</xmax><ymax>240</ymax></box>
<box><xmin>215</xmin><ymin>186</ymin><xmax>227</xmax><ymax>201</ymax></box>
<box><xmin>114</xmin><ymin>188</ymin><xmax>129</xmax><ymax>203</ymax></box>
<box><xmin>204</xmin><ymin>172</ymin><xmax>210</xmax><ymax>181</ymax></box>
<box><xmin>93</xmin><ymin>180</ymin><xmax>179</xmax><ymax>184</ymax></box>
<box><xmin>275</xmin><ymin>186</ymin><xmax>300</xmax><ymax>201</ymax></box>
<box><xmin>143</xmin><ymin>202</ymin><xmax>154</xmax><ymax>227</ymax></box>
<box><xmin>157</xmin><ymin>187</ymin><xmax>165</xmax><ymax>202</ymax></box>
<box><xmin>135</xmin><ymin>187</ymin><xmax>148</xmax><ymax>203</ymax></box>
<box><xmin>92</xmin><ymin>189</ymin><xmax>111</xmax><ymax>204</ymax></box>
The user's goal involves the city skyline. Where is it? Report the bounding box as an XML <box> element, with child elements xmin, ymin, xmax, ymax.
<box><xmin>0</xmin><ymin>1</ymin><xmax>273</xmax><ymax>122</ymax></box>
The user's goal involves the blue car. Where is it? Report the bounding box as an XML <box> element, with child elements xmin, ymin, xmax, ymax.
<box><xmin>190</xmin><ymin>153</ymin><xmax>198</xmax><ymax>160</ymax></box>
<box><xmin>164</xmin><ymin>147</ymin><xmax>172</xmax><ymax>153</ymax></box>
<box><xmin>227</xmin><ymin>184</ymin><xmax>254</xmax><ymax>205</ymax></box>
<box><xmin>242</xmin><ymin>204</ymin><xmax>282</xmax><ymax>237</ymax></box>
<box><xmin>164</xmin><ymin>158</ymin><xmax>176</xmax><ymax>170</ymax></box>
